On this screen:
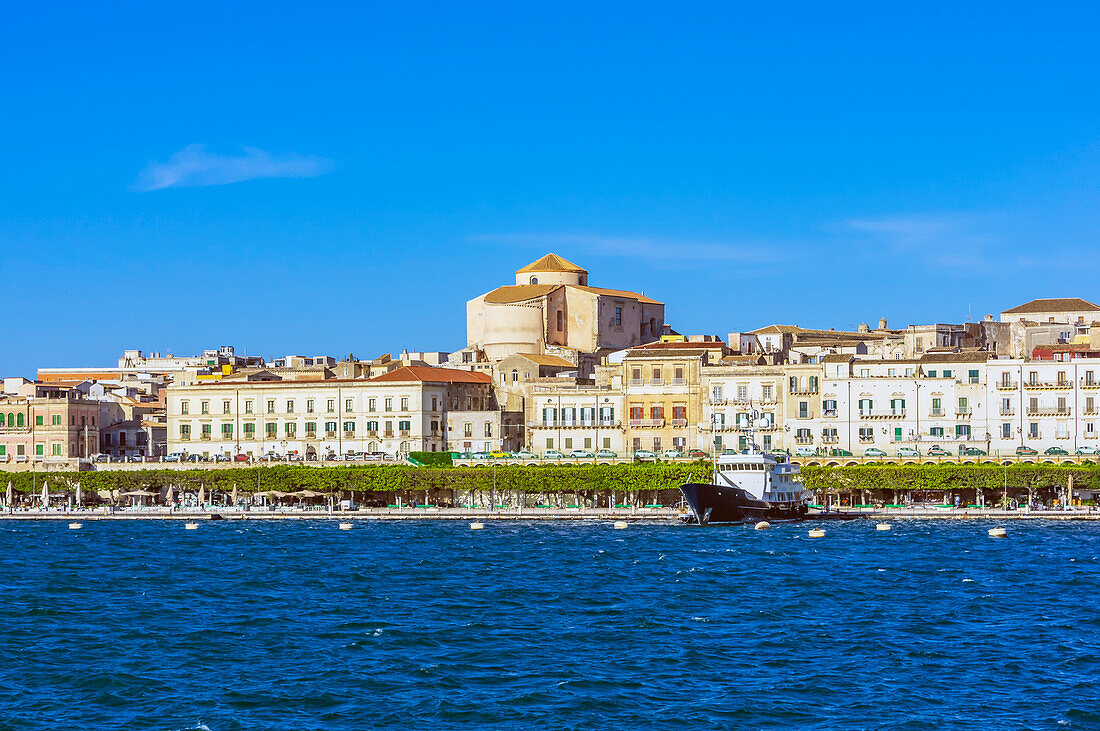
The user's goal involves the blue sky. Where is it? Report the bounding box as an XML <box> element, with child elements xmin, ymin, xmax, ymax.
<box><xmin>2</xmin><ymin>2</ymin><xmax>1099</xmax><ymax>377</ymax></box>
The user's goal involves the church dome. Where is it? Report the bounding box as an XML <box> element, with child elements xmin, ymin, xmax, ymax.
<box><xmin>515</xmin><ymin>253</ymin><xmax>587</xmax><ymax>286</ymax></box>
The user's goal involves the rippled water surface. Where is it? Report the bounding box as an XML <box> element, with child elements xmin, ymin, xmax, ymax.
<box><xmin>1</xmin><ymin>519</ymin><xmax>1099</xmax><ymax>729</ymax></box>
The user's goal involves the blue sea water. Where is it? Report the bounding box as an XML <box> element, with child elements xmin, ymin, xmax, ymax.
<box><xmin>1</xmin><ymin>519</ymin><xmax>1098</xmax><ymax>730</ymax></box>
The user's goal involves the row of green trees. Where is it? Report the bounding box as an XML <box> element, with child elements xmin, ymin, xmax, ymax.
<box><xmin>6</xmin><ymin>463</ymin><xmax>1097</xmax><ymax>500</ymax></box>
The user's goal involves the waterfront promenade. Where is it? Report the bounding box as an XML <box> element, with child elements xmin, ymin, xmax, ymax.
<box><xmin>5</xmin><ymin>505</ymin><xmax>1100</xmax><ymax>521</ymax></box>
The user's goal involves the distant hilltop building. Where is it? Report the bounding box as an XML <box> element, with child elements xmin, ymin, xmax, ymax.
<box><xmin>463</xmin><ymin>253</ymin><xmax>665</xmax><ymax>362</ymax></box>
<box><xmin>1000</xmin><ymin>298</ymin><xmax>1100</xmax><ymax>325</ymax></box>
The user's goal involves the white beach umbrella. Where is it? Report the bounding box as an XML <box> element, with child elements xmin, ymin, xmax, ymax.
<box><xmin>75</xmin><ymin>482</ymin><xmax>83</xmax><ymax>508</ymax></box>
<box><xmin>198</xmin><ymin>484</ymin><xmax>206</xmax><ymax>507</ymax></box>
<box><xmin>232</xmin><ymin>483</ymin><xmax>239</xmax><ymax>507</ymax></box>
<box><xmin>41</xmin><ymin>481</ymin><xmax>50</xmax><ymax>508</ymax></box>
<box><xmin>166</xmin><ymin>484</ymin><xmax>176</xmax><ymax>505</ymax></box>
<box><xmin>5</xmin><ymin>481</ymin><xmax>11</xmax><ymax>507</ymax></box>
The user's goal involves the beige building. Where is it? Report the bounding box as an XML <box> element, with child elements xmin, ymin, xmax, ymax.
<box><xmin>165</xmin><ymin>366</ymin><xmax>495</xmax><ymax>459</ymax></box>
<box><xmin>620</xmin><ymin>347</ymin><xmax>707</xmax><ymax>455</ymax></box>
<box><xmin>465</xmin><ymin>254</ymin><xmax>665</xmax><ymax>362</ymax></box>
<box><xmin>525</xmin><ymin>379</ymin><xmax>625</xmax><ymax>455</ymax></box>
<box><xmin>1000</xmin><ymin>298</ymin><xmax>1100</xmax><ymax>325</ymax></box>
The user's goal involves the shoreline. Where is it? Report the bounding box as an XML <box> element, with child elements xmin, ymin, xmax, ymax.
<box><xmin>3</xmin><ymin>508</ymin><xmax>1100</xmax><ymax>521</ymax></box>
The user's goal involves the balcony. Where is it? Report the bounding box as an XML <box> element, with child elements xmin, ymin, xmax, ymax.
<box><xmin>1023</xmin><ymin>381</ymin><xmax>1072</xmax><ymax>390</ymax></box>
<box><xmin>794</xmin><ymin>437</ymin><xmax>814</xmax><ymax>445</ymax></box>
<box><xmin>629</xmin><ymin>379</ymin><xmax>645</xmax><ymax>387</ymax></box>
<box><xmin>399</xmin><ymin>430</ymin><xmax>410</xmax><ymax>437</ymax></box>
<box><xmin>1084</xmin><ymin>408</ymin><xmax>1099</xmax><ymax>416</ymax></box>
<box><xmin>929</xmin><ymin>409</ymin><xmax>945</xmax><ymax>417</ymax></box>
<box><xmin>180</xmin><ymin>434</ymin><xmax>191</xmax><ymax>441</ymax></box>
<box><xmin>823</xmin><ymin>409</ymin><xmax>838</xmax><ymax>418</ymax></box>
<box><xmin>325</xmin><ymin>431</ymin><xmax>337</xmax><ymax>438</ymax></box>
<box><xmin>821</xmin><ymin>435</ymin><xmax>839</xmax><ymax>444</ymax></box>
<box><xmin>955</xmin><ymin>409</ymin><xmax>972</xmax><ymax>418</ymax></box>
<box><xmin>858</xmin><ymin>436</ymin><xmax>874</xmax><ymax>443</ymax></box>
<box><xmin>1026</xmin><ymin>407</ymin><xmax>1071</xmax><ymax>416</ymax></box>
<box><xmin>709</xmin><ymin>398</ymin><xmax>728</xmax><ymax>406</ymax></box>
<box><xmin>345</xmin><ymin>431</ymin><xmax>358</xmax><ymax>439</ymax></box>
<box><xmin>1080</xmin><ymin>379</ymin><xmax>1100</xmax><ymax>390</ymax></box>
<box><xmin>790</xmin><ymin>386</ymin><xmax>819</xmax><ymax>395</ymax></box>
<box><xmin>0</xmin><ymin>427</ymin><xmax>31</xmax><ymax>435</ymax></box>
<box><xmin>795</xmin><ymin>411</ymin><xmax>814</xmax><ymax>420</ymax></box>
<box><xmin>999</xmin><ymin>408</ymin><xmax>1015</xmax><ymax>416</ymax></box>
<box><xmin>996</xmin><ymin>381</ymin><xmax>1019</xmax><ymax>390</ymax></box>
<box><xmin>671</xmin><ymin>418</ymin><xmax>688</xmax><ymax>427</ymax></box>
<box><xmin>859</xmin><ymin>410</ymin><xmax>905</xmax><ymax>419</ymax></box>
<box><xmin>200</xmin><ymin>434</ymin><xmax>211</xmax><ymax>440</ymax></box>
<box><xmin>650</xmin><ymin>378</ymin><xmax>664</xmax><ymax>387</ymax></box>
<box><xmin>383</xmin><ymin>431</ymin><xmax>394</xmax><ymax>438</ymax></box>
<box><xmin>671</xmin><ymin>378</ymin><xmax>686</xmax><ymax>386</ymax></box>
<box><xmin>629</xmin><ymin>418</ymin><xmax>664</xmax><ymax>428</ymax></box>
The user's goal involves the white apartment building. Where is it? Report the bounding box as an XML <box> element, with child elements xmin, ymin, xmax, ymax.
<box><xmin>700</xmin><ymin>366</ymin><xmax>786</xmax><ymax>454</ymax></box>
<box><xmin>165</xmin><ymin>367</ymin><xmax>494</xmax><ymax>459</ymax></box>
<box><xmin>526</xmin><ymin>382</ymin><xmax>625</xmax><ymax>454</ymax></box>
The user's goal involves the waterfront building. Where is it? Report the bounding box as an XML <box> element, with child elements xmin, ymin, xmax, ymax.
<box><xmin>1000</xmin><ymin>297</ymin><xmax>1100</xmax><ymax>325</ymax></box>
<box><xmin>164</xmin><ymin>366</ymin><xmax>495</xmax><ymax>459</ymax></box>
<box><xmin>0</xmin><ymin>383</ymin><xmax>100</xmax><ymax>466</ymax></box>
<box><xmin>525</xmin><ymin>378</ymin><xmax>625</xmax><ymax>455</ymax></box>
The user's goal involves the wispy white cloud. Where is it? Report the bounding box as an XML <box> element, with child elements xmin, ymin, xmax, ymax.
<box><xmin>467</xmin><ymin>233</ymin><xmax>780</xmax><ymax>264</ymax></box>
<box><xmin>844</xmin><ymin>213</ymin><xmax>1000</xmax><ymax>267</ymax></box>
<box><xmin>134</xmin><ymin>144</ymin><xmax>332</xmax><ymax>191</ymax></box>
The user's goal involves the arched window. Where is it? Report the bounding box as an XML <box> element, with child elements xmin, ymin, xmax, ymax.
<box><xmin>511</xmin><ymin>369</ymin><xmax>518</xmax><ymax>383</ymax></box>
<box><xmin>530</xmin><ymin>276</ymin><xmax>538</xmax><ymax>285</ymax></box>
<box><xmin>16</xmin><ymin>414</ymin><xmax>24</xmax><ymax>427</ymax></box>
<box><xmin>6</xmin><ymin>413</ymin><xmax>12</xmax><ymax>427</ymax></box>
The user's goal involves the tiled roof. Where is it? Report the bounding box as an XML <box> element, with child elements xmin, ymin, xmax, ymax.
<box><xmin>572</xmin><ymin>285</ymin><xmax>662</xmax><ymax>305</ymax></box>
<box><xmin>821</xmin><ymin>354</ymin><xmax>854</xmax><ymax>363</ymax></box>
<box><xmin>368</xmin><ymin>366</ymin><xmax>492</xmax><ymax>384</ymax></box>
<box><xmin>516</xmin><ymin>253</ymin><xmax>587</xmax><ymax>274</ymax></box>
<box><xmin>1002</xmin><ymin>298</ymin><xmax>1100</xmax><ymax>314</ymax></box>
<box><xmin>919</xmin><ymin>352</ymin><xmax>993</xmax><ymax>364</ymax></box>
<box><xmin>516</xmin><ymin>353</ymin><xmax>575</xmax><ymax>367</ymax></box>
<box><xmin>482</xmin><ymin>284</ymin><xmax>562</xmax><ymax>304</ymax></box>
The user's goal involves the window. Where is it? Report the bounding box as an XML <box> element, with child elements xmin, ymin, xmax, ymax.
<box><xmin>286</xmin><ymin>400</ymin><xmax>295</xmax><ymax>414</ymax></box>
<box><xmin>968</xmin><ymin>370</ymin><xmax>979</xmax><ymax>384</ymax></box>
<box><xmin>368</xmin><ymin>398</ymin><xmax>376</xmax><ymax>412</ymax></box>
<box><xmin>859</xmin><ymin>398</ymin><xmax>872</xmax><ymax>415</ymax></box>
<box><xmin>267</xmin><ymin>400</ymin><xmax>276</xmax><ymax>414</ymax></box>
<box><xmin>1002</xmin><ymin>423</ymin><xmax>1011</xmax><ymax>439</ymax></box>
<box><xmin>221</xmin><ymin>400</ymin><xmax>231</xmax><ymax>414</ymax></box>
<box><xmin>556</xmin><ymin>310</ymin><xmax>564</xmax><ymax>332</ymax></box>
<box><xmin>345</xmin><ymin>399</ymin><xmax>353</xmax><ymax>413</ymax></box>
<box><xmin>222</xmin><ymin>423</ymin><xmax>233</xmax><ymax>437</ymax></box>
<box><xmin>943</xmin><ymin>370</ymin><xmax>952</xmax><ymax>378</ymax></box>
<box><xmin>1029</xmin><ymin>422</ymin><xmax>1039</xmax><ymax>438</ymax></box>
<box><xmin>307</xmin><ymin>399</ymin><xmax>315</xmax><ymax>414</ymax></box>
<box><xmin>675</xmin><ymin>367</ymin><xmax>684</xmax><ymax>383</ymax></box>
<box><xmin>798</xmin><ymin>401</ymin><xmax>809</xmax><ymax>418</ymax></box>
<box><xmin>615</xmin><ymin>307</ymin><xmax>622</xmax><ymax>326</ymax></box>
<box><xmin>890</xmin><ymin>399</ymin><xmax>905</xmax><ymax>414</ymax></box>
<box><xmin>343</xmin><ymin>421</ymin><xmax>355</xmax><ymax>433</ymax></box>
<box><xmin>823</xmin><ymin>399</ymin><xmax>837</xmax><ymax>416</ymax></box>
<box><xmin>1058</xmin><ymin>370</ymin><xmax>1067</xmax><ymax>384</ymax></box>
<box><xmin>52</xmin><ymin>414</ymin><xmax>61</xmax><ymax>426</ymax></box>
<box><xmin>181</xmin><ymin>401</ymin><xmax>189</xmax><ymax>415</ymax></box>
<box><xmin>789</xmin><ymin>376</ymin><xmax>798</xmax><ymax>392</ymax></box>
<box><xmin>762</xmin><ymin>385</ymin><xmax>773</xmax><ymax>401</ymax></box>
<box><xmin>35</xmin><ymin>444</ymin><xmax>44</xmax><ymax>456</ymax></box>
<box><xmin>244</xmin><ymin>423</ymin><xmax>255</xmax><ymax>435</ymax></box>
<box><xmin>650</xmin><ymin>405</ymin><xmax>664</xmax><ymax>420</ymax></box>
<box><xmin>399</xmin><ymin>420</ymin><xmax>411</xmax><ymax>433</ymax></box>
<box><xmin>401</xmin><ymin>397</ymin><xmax>409</xmax><ymax>411</ymax></box>
<box><xmin>927</xmin><ymin>370</ymin><xmax>937</xmax><ymax>378</ymax></box>
<box><xmin>201</xmin><ymin>401</ymin><xmax>210</xmax><ymax>415</ymax></box>
<box><xmin>180</xmin><ymin>424</ymin><xmax>191</xmax><ymax>438</ymax></box>
<box><xmin>888</xmin><ymin>368</ymin><xmax>896</xmax><ymax>377</ymax></box>
<box><xmin>245</xmin><ymin>400</ymin><xmax>253</xmax><ymax>414</ymax></box>
<box><xmin>201</xmin><ymin>424</ymin><xmax>212</xmax><ymax>437</ymax></box>
<box><xmin>0</xmin><ymin>446</ymin><xmax>4</xmax><ymax>456</ymax></box>
<box><xmin>327</xmin><ymin>399</ymin><xmax>336</xmax><ymax>413</ymax></box>
<box><xmin>958</xmin><ymin>397</ymin><xmax>968</xmax><ymax>413</ymax></box>
<box><xmin>52</xmin><ymin>443</ymin><xmax>62</xmax><ymax>456</ymax></box>
<box><xmin>737</xmin><ymin>385</ymin><xmax>747</xmax><ymax>400</ymax></box>
<box><xmin>325</xmin><ymin>421</ymin><xmax>337</xmax><ymax>434</ymax></box>
<box><xmin>464</xmin><ymin>422</ymin><xmax>472</xmax><ymax>437</ymax></box>
<box><xmin>266</xmin><ymin>423</ymin><xmax>277</xmax><ymax>437</ymax></box>
<box><xmin>366</xmin><ymin>421</ymin><xmax>379</xmax><ymax>433</ymax></box>
<box><xmin>956</xmin><ymin>424</ymin><xmax>971</xmax><ymax>438</ymax></box>
<box><xmin>858</xmin><ymin>427</ymin><xmax>873</xmax><ymax>441</ymax></box>
<box><xmin>711</xmin><ymin>385</ymin><xmax>723</xmax><ymax>403</ymax></box>
<box><xmin>285</xmin><ymin>423</ymin><xmax>296</xmax><ymax>437</ymax></box>
<box><xmin>384</xmin><ymin>398</ymin><xmax>392</xmax><ymax>411</ymax></box>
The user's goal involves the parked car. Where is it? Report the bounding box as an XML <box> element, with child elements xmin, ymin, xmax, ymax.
<box><xmin>569</xmin><ymin>449</ymin><xmax>594</xmax><ymax>459</ymax></box>
<box><xmin>186</xmin><ymin>454</ymin><xmax>206</xmax><ymax>462</ymax></box>
<box><xmin>897</xmin><ymin>447</ymin><xmax>921</xmax><ymax>457</ymax></box>
<box><xmin>864</xmin><ymin>448</ymin><xmax>887</xmax><ymax>457</ymax></box>
<box><xmin>1044</xmin><ymin>446</ymin><xmax>1070</xmax><ymax>456</ymax></box>
<box><xmin>769</xmin><ymin>448</ymin><xmax>791</xmax><ymax>457</ymax></box>
<box><xmin>544</xmin><ymin>450</ymin><xmax>565</xmax><ymax>459</ymax></box>
<box><xmin>1076</xmin><ymin>446</ymin><xmax>1100</xmax><ymax>456</ymax></box>
<box><xmin>164</xmin><ymin>452</ymin><xmax>185</xmax><ymax>462</ymax></box>
<box><xmin>794</xmin><ymin>446</ymin><xmax>816</xmax><ymax>457</ymax></box>
<box><xmin>634</xmin><ymin>450</ymin><xmax>658</xmax><ymax>460</ymax></box>
<box><xmin>595</xmin><ymin>449</ymin><xmax>618</xmax><ymax>459</ymax></box>
<box><xmin>662</xmin><ymin>449</ymin><xmax>684</xmax><ymax>459</ymax></box>
<box><xmin>287</xmin><ymin>453</ymin><xmax>303</xmax><ymax>462</ymax></box>
<box><xmin>92</xmin><ymin>453</ymin><xmax>110</xmax><ymax>463</ymax></box>
<box><xmin>214</xmin><ymin>454</ymin><xmax>231</xmax><ymax>462</ymax></box>
<box><xmin>828</xmin><ymin>448</ymin><xmax>853</xmax><ymax>457</ymax></box>
<box><xmin>959</xmin><ymin>446</ymin><xmax>987</xmax><ymax>456</ymax></box>
<box><xmin>364</xmin><ymin>452</ymin><xmax>387</xmax><ymax>461</ymax></box>
<box><xmin>489</xmin><ymin>450</ymin><xmax>508</xmax><ymax>459</ymax></box>
<box><xmin>1015</xmin><ymin>446</ymin><xmax>1038</xmax><ymax>456</ymax></box>
<box><xmin>927</xmin><ymin>445</ymin><xmax>949</xmax><ymax>456</ymax></box>
<box><xmin>514</xmin><ymin>450</ymin><xmax>538</xmax><ymax>459</ymax></box>
<box><xmin>471</xmin><ymin>451</ymin><xmax>491</xmax><ymax>459</ymax></box>
<box><xmin>688</xmin><ymin>449</ymin><xmax>708</xmax><ymax>459</ymax></box>
<box><xmin>234</xmin><ymin>453</ymin><xmax>251</xmax><ymax>462</ymax></box>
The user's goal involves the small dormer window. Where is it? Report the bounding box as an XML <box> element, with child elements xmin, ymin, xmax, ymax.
<box><xmin>530</xmin><ymin>276</ymin><xmax>538</xmax><ymax>285</ymax></box>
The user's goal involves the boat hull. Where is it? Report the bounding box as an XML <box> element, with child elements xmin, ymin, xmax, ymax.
<box><xmin>680</xmin><ymin>482</ymin><xmax>808</xmax><ymax>525</ymax></box>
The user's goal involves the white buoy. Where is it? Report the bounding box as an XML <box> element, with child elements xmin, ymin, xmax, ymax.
<box><xmin>808</xmin><ymin>528</ymin><xmax>826</xmax><ymax>539</ymax></box>
<box><xmin>988</xmin><ymin>527</ymin><xmax>1007</xmax><ymax>538</ymax></box>
<box><xmin>68</xmin><ymin>522</ymin><xmax>82</xmax><ymax>530</ymax></box>
<box><xmin>876</xmin><ymin>522</ymin><xmax>892</xmax><ymax>531</ymax></box>
<box><xmin>184</xmin><ymin>522</ymin><xmax>199</xmax><ymax>530</ymax></box>
<box><xmin>754</xmin><ymin>521</ymin><xmax>771</xmax><ymax>530</ymax></box>
<box><xmin>613</xmin><ymin>521</ymin><xmax>628</xmax><ymax>529</ymax></box>
<box><xmin>469</xmin><ymin>522</ymin><xmax>485</xmax><ymax>530</ymax></box>
<box><xmin>339</xmin><ymin>522</ymin><xmax>353</xmax><ymax>530</ymax></box>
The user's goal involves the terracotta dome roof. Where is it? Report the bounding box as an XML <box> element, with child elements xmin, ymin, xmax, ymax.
<box><xmin>515</xmin><ymin>253</ymin><xmax>587</xmax><ymax>274</ymax></box>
